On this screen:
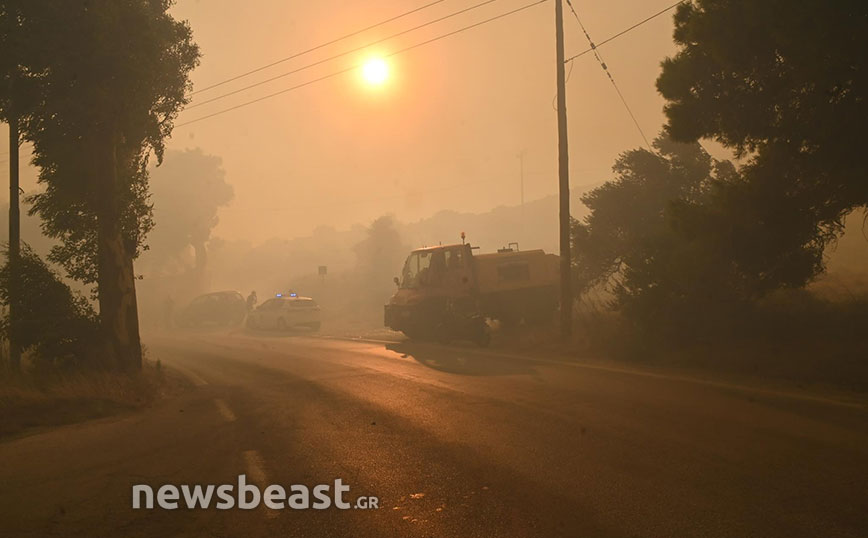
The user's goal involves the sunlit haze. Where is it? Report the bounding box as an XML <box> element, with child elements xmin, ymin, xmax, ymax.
<box><xmin>362</xmin><ymin>57</ymin><xmax>390</xmax><ymax>86</ymax></box>
<box><xmin>2</xmin><ymin>0</ymin><xmax>683</xmax><ymax>244</ymax></box>
<box><xmin>2</xmin><ymin>2</ymin><xmax>867</xmax><ymax>537</ymax></box>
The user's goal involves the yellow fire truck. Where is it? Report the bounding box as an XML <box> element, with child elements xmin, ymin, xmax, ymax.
<box><xmin>384</xmin><ymin>241</ymin><xmax>559</xmax><ymax>345</ymax></box>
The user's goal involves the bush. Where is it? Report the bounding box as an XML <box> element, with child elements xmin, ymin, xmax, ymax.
<box><xmin>0</xmin><ymin>245</ymin><xmax>100</xmax><ymax>369</ymax></box>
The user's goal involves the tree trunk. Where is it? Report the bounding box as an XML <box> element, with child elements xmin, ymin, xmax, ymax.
<box><xmin>95</xmin><ymin>133</ymin><xmax>142</xmax><ymax>371</ymax></box>
<box><xmin>192</xmin><ymin>240</ymin><xmax>210</xmax><ymax>296</ymax></box>
<box><xmin>193</xmin><ymin>240</ymin><xmax>207</xmax><ymax>273</ymax></box>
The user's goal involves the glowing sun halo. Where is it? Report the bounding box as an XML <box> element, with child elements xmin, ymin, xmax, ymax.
<box><xmin>362</xmin><ymin>58</ymin><xmax>389</xmax><ymax>86</ymax></box>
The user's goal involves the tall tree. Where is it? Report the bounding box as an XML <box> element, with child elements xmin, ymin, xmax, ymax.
<box><xmin>657</xmin><ymin>0</ymin><xmax>867</xmax><ymax>255</ymax></box>
<box><xmin>143</xmin><ymin>148</ymin><xmax>234</xmax><ymax>281</ymax></box>
<box><xmin>354</xmin><ymin>215</ymin><xmax>409</xmax><ymax>304</ymax></box>
<box><xmin>0</xmin><ymin>0</ymin><xmax>199</xmax><ymax>370</ymax></box>
<box><xmin>572</xmin><ymin>135</ymin><xmax>757</xmax><ymax>330</ymax></box>
<box><xmin>573</xmin><ymin>129</ymin><xmax>837</xmax><ymax>334</ymax></box>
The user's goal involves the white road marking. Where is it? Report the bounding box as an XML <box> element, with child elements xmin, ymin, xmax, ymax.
<box><xmin>242</xmin><ymin>450</ymin><xmax>279</xmax><ymax>519</ymax></box>
<box><xmin>213</xmin><ymin>399</ymin><xmax>236</xmax><ymax>422</ymax></box>
<box><xmin>243</xmin><ymin>450</ymin><xmax>268</xmax><ymax>484</ymax></box>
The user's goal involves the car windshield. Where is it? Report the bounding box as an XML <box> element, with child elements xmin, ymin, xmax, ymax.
<box><xmin>400</xmin><ymin>251</ymin><xmax>432</xmax><ymax>288</ymax></box>
<box><xmin>191</xmin><ymin>295</ymin><xmax>213</xmax><ymax>306</ymax></box>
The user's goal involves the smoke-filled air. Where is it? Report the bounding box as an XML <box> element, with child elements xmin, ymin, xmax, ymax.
<box><xmin>1</xmin><ymin>1</ymin><xmax>866</xmax><ymax>537</ymax></box>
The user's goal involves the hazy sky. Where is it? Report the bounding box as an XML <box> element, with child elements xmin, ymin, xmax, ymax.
<box><xmin>2</xmin><ymin>0</ymin><xmax>681</xmax><ymax>244</ymax></box>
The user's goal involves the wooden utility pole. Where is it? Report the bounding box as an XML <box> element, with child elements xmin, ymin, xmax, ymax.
<box><xmin>555</xmin><ymin>0</ymin><xmax>572</xmax><ymax>338</ymax></box>
<box><xmin>8</xmin><ymin>114</ymin><xmax>21</xmax><ymax>370</ymax></box>
<box><xmin>517</xmin><ymin>150</ymin><xmax>526</xmax><ymax>243</ymax></box>
<box><xmin>518</xmin><ymin>150</ymin><xmax>525</xmax><ymax>209</ymax></box>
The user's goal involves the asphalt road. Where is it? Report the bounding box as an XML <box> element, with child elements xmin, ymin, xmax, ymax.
<box><xmin>1</xmin><ymin>331</ymin><xmax>866</xmax><ymax>537</ymax></box>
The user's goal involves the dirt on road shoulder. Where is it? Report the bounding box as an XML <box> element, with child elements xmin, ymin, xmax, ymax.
<box><xmin>0</xmin><ymin>359</ymin><xmax>191</xmax><ymax>440</ymax></box>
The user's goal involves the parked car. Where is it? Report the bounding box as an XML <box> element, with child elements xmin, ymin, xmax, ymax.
<box><xmin>246</xmin><ymin>295</ymin><xmax>321</xmax><ymax>331</ymax></box>
<box><xmin>176</xmin><ymin>291</ymin><xmax>247</xmax><ymax>328</ymax></box>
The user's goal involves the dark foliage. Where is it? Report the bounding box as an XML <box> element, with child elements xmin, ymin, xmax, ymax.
<box><xmin>0</xmin><ymin>245</ymin><xmax>99</xmax><ymax>367</ymax></box>
<box><xmin>571</xmin><ymin>134</ymin><xmax>822</xmax><ymax>334</ymax></box>
<box><xmin>657</xmin><ymin>0</ymin><xmax>867</xmax><ymax>266</ymax></box>
<box><xmin>573</xmin><ymin>137</ymin><xmax>721</xmax><ymax>329</ymax></box>
<box><xmin>1</xmin><ymin>0</ymin><xmax>199</xmax><ymax>369</ymax></box>
<box><xmin>1</xmin><ymin>0</ymin><xmax>198</xmax><ymax>285</ymax></box>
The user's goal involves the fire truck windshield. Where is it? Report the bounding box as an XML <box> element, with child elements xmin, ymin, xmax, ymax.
<box><xmin>400</xmin><ymin>251</ymin><xmax>431</xmax><ymax>288</ymax></box>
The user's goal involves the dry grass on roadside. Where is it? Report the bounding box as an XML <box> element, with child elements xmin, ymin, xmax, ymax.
<box><xmin>484</xmin><ymin>291</ymin><xmax>868</xmax><ymax>394</ymax></box>
<box><xmin>568</xmin><ymin>293</ymin><xmax>868</xmax><ymax>393</ymax></box>
<box><xmin>0</xmin><ymin>356</ymin><xmax>186</xmax><ymax>439</ymax></box>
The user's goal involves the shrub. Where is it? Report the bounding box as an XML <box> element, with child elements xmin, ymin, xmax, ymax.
<box><xmin>0</xmin><ymin>245</ymin><xmax>100</xmax><ymax>369</ymax></box>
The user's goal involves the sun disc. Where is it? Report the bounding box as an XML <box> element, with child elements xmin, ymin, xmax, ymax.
<box><xmin>362</xmin><ymin>58</ymin><xmax>389</xmax><ymax>86</ymax></box>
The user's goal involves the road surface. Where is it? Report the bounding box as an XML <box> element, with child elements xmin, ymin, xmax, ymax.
<box><xmin>1</xmin><ymin>331</ymin><xmax>866</xmax><ymax>537</ymax></box>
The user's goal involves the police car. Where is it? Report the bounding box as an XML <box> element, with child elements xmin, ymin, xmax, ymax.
<box><xmin>246</xmin><ymin>293</ymin><xmax>321</xmax><ymax>331</ymax></box>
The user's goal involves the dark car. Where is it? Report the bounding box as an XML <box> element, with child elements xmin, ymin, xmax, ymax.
<box><xmin>176</xmin><ymin>291</ymin><xmax>247</xmax><ymax>328</ymax></box>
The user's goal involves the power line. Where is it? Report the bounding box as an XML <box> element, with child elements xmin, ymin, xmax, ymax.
<box><xmin>192</xmin><ymin>0</ymin><xmax>448</xmax><ymax>95</ymax></box>
<box><xmin>177</xmin><ymin>0</ymin><xmax>549</xmax><ymax>128</ymax></box>
<box><xmin>564</xmin><ymin>0</ymin><xmax>651</xmax><ymax>149</ymax></box>
<box><xmin>564</xmin><ymin>0</ymin><xmax>685</xmax><ymax>63</ymax></box>
<box><xmin>186</xmin><ymin>0</ymin><xmax>504</xmax><ymax>111</ymax></box>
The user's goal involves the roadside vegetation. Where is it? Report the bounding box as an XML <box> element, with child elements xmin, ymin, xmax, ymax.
<box><xmin>0</xmin><ymin>1</ymin><xmax>198</xmax><ymax>435</ymax></box>
<box><xmin>0</xmin><ymin>357</ymin><xmax>176</xmax><ymax>439</ymax></box>
<box><xmin>1</xmin><ymin>0</ymin><xmax>199</xmax><ymax>371</ymax></box>
<box><xmin>0</xmin><ymin>246</ymin><xmax>182</xmax><ymax>438</ymax></box>
<box><xmin>563</xmin><ymin>0</ymin><xmax>868</xmax><ymax>391</ymax></box>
